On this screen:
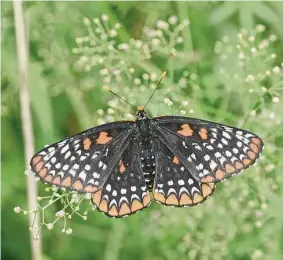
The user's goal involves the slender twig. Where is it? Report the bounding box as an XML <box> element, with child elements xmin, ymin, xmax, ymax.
<box><xmin>13</xmin><ymin>1</ymin><xmax>42</xmax><ymax>259</ymax></box>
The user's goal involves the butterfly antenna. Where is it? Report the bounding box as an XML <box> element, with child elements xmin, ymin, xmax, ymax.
<box><xmin>144</xmin><ymin>71</ymin><xmax>166</xmax><ymax>109</ymax></box>
<box><xmin>103</xmin><ymin>86</ymin><xmax>135</xmax><ymax>109</ymax></box>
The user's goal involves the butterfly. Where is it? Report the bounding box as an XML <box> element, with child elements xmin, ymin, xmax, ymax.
<box><xmin>30</xmin><ymin>105</ymin><xmax>263</xmax><ymax>218</ymax></box>
<box><xmin>30</xmin><ymin>72</ymin><xmax>264</xmax><ymax>218</ymax></box>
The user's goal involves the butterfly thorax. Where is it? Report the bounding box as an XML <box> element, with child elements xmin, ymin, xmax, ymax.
<box><xmin>136</xmin><ymin>109</ymin><xmax>155</xmax><ymax>190</ymax></box>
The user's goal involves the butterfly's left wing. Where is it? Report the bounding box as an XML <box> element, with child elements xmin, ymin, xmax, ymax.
<box><xmin>30</xmin><ymin>121</ymin><xmax>136</xmax><ymax>193</ymax></box>
<box><xmin>152</xmin><ymin>116</ymin><xmax>263</xmax><ymax>183</ymax></box>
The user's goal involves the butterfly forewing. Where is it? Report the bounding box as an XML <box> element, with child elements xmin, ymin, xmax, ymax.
<box><xmin>30</xmin><ymin>121</ymin><xmax>135</xmax><ymax>193</ymax></box>
<box><xmin>91</xmin><ymin>139</ymin><xmax>151</xmax><ymax>218</ymax></box>
<box><xmin>153</xmin><ymin>116</ymin><xmax>264</xmax><ymax>183</ymax></box>
<box><xmin>153</xmin><ymin>140</ymin><xmax>215</xmax><ymax>206</ymax></box>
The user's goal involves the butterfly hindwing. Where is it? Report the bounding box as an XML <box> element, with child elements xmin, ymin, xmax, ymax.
<box><xmin>91</xmin><ymin>139</ymin><xmax>151</xmax><ymax>217</ymax></box>
<box><xmin>153</xmin><ymin>140</ymin><xmax>215</xmax><ymax>206</ymax></box>
<box><xmin>152</xmin><ymin>116</ymin><xmax>263</xmax><ymax>183</ymax></box>
<box><xmin>30</xmin><ymin>121</ymin><xmax>135</xmax><ymax>193</ymax></box>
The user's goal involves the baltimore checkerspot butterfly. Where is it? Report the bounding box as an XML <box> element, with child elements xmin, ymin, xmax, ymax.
<box><xmin>30</xmin><ymin>72</ymin><xmax>264</xmax><ymax>218</ymax></box>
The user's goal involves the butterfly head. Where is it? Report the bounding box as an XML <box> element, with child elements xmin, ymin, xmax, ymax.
<box><xmin>136</xmin><ymin>106</ymin><xmax>148</xmax><ymax>120</ymax></box>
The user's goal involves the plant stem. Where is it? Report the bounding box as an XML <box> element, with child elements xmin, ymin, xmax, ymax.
<box><xmin>13</xmin><ymin>1</ymin><xmax>42</xmax><ymax>259</ymax></box>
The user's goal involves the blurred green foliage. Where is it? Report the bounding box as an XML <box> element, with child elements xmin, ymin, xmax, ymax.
<box><xmin>2</xmin><ymin>2</ymin><xmax>283</xmax><ymax>260</ymax></box>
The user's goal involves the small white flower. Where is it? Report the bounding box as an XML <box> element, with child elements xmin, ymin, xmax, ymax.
<box><xmin>183</xmin><ymin>19</ymin><xmax>190</xmax><ymax>26</ymax></box>
<box><xmin>164</xmin><ymin>98</ymin><xmax>170</xmax><ymax>104</ymax></box>
<box><xmin>151</xmin><ymin>38</ymin><xmax>160</xmax><ymax>45</ymax></box>
<box><xmin>150</xmin><ymin>73</ymin><xmax>157</xmax><ymax>81</ymax></box>
<box><xmin>93</xmin><ymin>18</ymin><xmax>100</xmax><ymax>24</ymax></box>
<box><xmin>269</xmin><ymin>34</ymin><xmax>277</xmax><ymax>42</ymax></box>
<box><xmin>248</xmin><ymin>36</ymin><xmax>255</xmax><ymax>42</ymax></box>
<box><xmin>176</xmin><ymin>37</ymin><xmax>184</xmax><ymax>43</ymax></box>
<box><xmin>168</xmin><ymin>15</ymin><xmax>178</xmax><ymax>25</ymax></box>
<box><xmin>66</xmin><ymin>228</ymin><xmax>73</xmax><ymax>235</ymax></box>
<box><xmin>56</xmin><ymin>210</ymin><xmax>65</xmax><ymax>218</ymax></box>
<box><xmin>249</xmin><ymin>110</ymin><xmax>256</xmax><ymax>116</ymax></box>
<box><xmin>245</xmin><ymin>74</ymin><xmax>255</xmax><ymax>82</ymax></box>
<box><xmin>47</xmin><ymin>223</ymin><xmax>54</xmax><ymax>230</ymax></box>
<box><xmin>256</xmin><ymin>24</ymin><xmax>265</xmax><ymax>33</ymax></box>
<box><xmin>109</xmin><ymin>29</ymin><xmax>117</xmax><ymax>38</ymax></box>
<box><xmin>99</xmin><ymin>68</ymin><xmax>109</xmax><ymax>76</ymax></box>
<box><xmin>142</xmin><ymin>73</ymin><xmax>149</xmax><ymax>80</ymax></box>
<box><xmin>251</xmin><ymin>47</ymin><xmax>257</xmax><ymax>54</ymax></box>
<box><xmin>134</xmin><ymin>78</ymin><xmax>141</xmax><ymax>85</ymax></box>
<box><xmin>14</xmin><ymin>207</ymin><xmax>21</xmax><ymax>213</ymax></box>
<box><xmin>272</xmin><ymin>96</ymin><xmax>279</xmax><ymax>103</ymax></box>
<box><xmin>272</xmin><ymin>66</ymin><xmax>280</xmax><ymax>74</ymax></box>
<box><xmin>238</xmin><ymin>52</ymin><xmax>245</xmax><ymax>60</ymax></box>
<box><xmin>271</xmin><ymin>53</ymin><xmax>276</xmax><ymax>59</ymax></box>
<box><xmin>101</xmin><ymin>14</ymin><xmax>109</xmax><ymax>21</ymax></box>
<box><xmin>118</xmin><ymin>43</ymin><xmax>129</xmax><ymax>50</ymax></box>
<box><xmin>114</xmin><ymin>23</ymin><xmax>121</xmax><ymax>29</ymax></box>
<box><xmin>156</xmin><ymin>20</ymin><xmax>169</xmax><ymax>30</ymax></box>
<box><xmin>83</xmin><ymin>17</ymin><xmax>90</xmax><ymax>26</ymax></box>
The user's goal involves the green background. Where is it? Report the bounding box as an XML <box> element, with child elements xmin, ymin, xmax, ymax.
<box><xmin>2</xmin><ymin>2</ymin><xmax>283</xmax><ymax>260</ymax></box>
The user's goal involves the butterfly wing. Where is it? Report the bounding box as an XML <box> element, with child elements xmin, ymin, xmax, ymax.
<box><xmin>152</xmin><ymin>116</ymin><xmax>264</xmax><ymax>183</ymax></box>
<box><xmin>152</xmin><ymin>140</ymin><xmax>215</xmax><ymax>206</ymax></box>
<box><xmin>30</xmin><ymin>121</ymin><xmax>135</xmax><ymax>193</ymax></box>
<box><xmin>91</xmin><ymin>139</ymin><xmax>151</xmax><ymax>217</ymax></box>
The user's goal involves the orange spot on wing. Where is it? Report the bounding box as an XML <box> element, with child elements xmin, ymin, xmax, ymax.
<box><xmin>201</xmin><ymin>184</ymin><xmax>212</xmax><ymax>197</ymax></box>
<box><xmin>142</xmin><ymin>193</ymin><xmax>151</xmax><ymax>206</ymax></box>
<box><xmin>243</xmin><ymin>158</ymin><xmax>252</xmax><ymax>166</ymax></box>
<box><xmin>165</xmin><ymin>194</ymin><xmax>179</xmax><ymax>205</ymax></box>
<box><xmin>44</xmin><ymin>174</ymin><xmax>53</xmax><ymax>182</ymax></box>
<box><xmin>83</xmin><ymin>138</ymin><xmax>92</xmax><ymax>150</ymax></box>
<box><xmin>154</xmin><ymin>192</ymin><xmax>166</xmax><ymax>203</ymax></box>
<box><xmin>177</xmin><ymin>124</ymin><xmax>193</xmax><ymax>137</ymax></box>
<box><xmin>248</xmin><ymin>151</ymin><xmax>256</xmax><ymax>160</ymax></box>
<box><xmin>72</xmin><ymin>180</ymin><xmax>83</xmax><ymax>191</ymax></box>
<box><xmin>96</xmin><ymin>132</ymin><xmax>112</xmax><ymax>145</ymax></box>
<box><xmin>32</xmin><ymin>156</ymin><xmax>42</xmax><ymax>166</ymax></box>
<box><xmin>131</xmin><ymin>200</ymin><xmax>144</xmax><ymax>211</ymax></box>
<box><xmin>201</xmin><ymin>175</ymin><xmax>215</xmax><ymax>182</ymax></box>
<box><xmin>216</xmin><ymin>169</ymin><xmax>225</xmax><ymax>179</ymax></box>
<box><xmin>119</xmin><ymin>202</ymin><xmax>131</xmax><ymax>216</ymax></box>
<box><xmin>251</xmin><ymin>137</ymin><xmax>261</xmax><ymax>146</ymax></box>
<box><xmin>52</xmin><ymin>176</ymin><xmax>61</xmax><ymax>185</ymax></box>
<box><xmin>39</xmin><ymin>168</ymin><xmax>47</xmax><ymax>178</ymax></box>
<box><xmin>108</xmin><ymin>205</ymin><xmax>118</xmax><ymax>217</ymax></box>
<box><xmin>92</xmin><ymin>190</ymin><xmax>102</xmax><ymax>206</ymax></box>
<box><xmin>193</xmin><ymin>193</ymin><xmax>203</xmax><ymax>204</ymax></box>
<box><xmin>235</xmin><ymin>161</ymin><xmax>244</xmax><ymax>170</ymax></box>
<box><xmin>84</xmin><ymin>185</ymin><xmax>98</xmax><ymax>193</ymax></box>
<box><xmin>98</xmin><ymin>199</ymin><xmax>108</xmax><ymax>213</ymax></box>
<box><xmin>119</xmin><ymin>160</ymin><xmax>126</xmax><ymax>173</ymax></box>
<box><xmin>179</xmin><ymin>193</ymin><xmax>193</xmax><ymax>205</ymax></box>
<box><xmin>35</xmin><ymin>161</ymin><xmax>44</xmax><ymax>172</ymax></box>
<box><xmin>225</xmin><ymin>164</ymin><xmax>235</xmax><ymax>174</ymax></box>
<box><xmin>198</xmin><ymin>128</ymin><xmax>208</xmax><ymax>140</ymax></box>
<box><xmin>172</xmin><ymin>156</ymin><xmax>180</xmax><ymax>165</ymax></box>
<box><xmin>62</xmin><ymin>176</ymin><xmax>72</xmax><ymax>187</ymax></box>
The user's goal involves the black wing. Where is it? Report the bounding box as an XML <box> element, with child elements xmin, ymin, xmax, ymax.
<box><xmin>152</xmin><ymin>116</ymin><xmax>264</xmax><ymax>183</ymax></box>
<box><xmin>91</xmin><ymin>139</ymin><xmax>151</xmax><ymax>218</ymax></box>
<box><xmin>153</xmin><ymin>140</ymin><xmax>215</xmax><ymax>206</ymax></box>
<box><xmin>30</xmin><ymin>121</ymin><xmax>136</xmax><ymax>193</ymax></box>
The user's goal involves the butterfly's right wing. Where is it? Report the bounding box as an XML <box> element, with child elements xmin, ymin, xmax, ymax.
<box><xmin>30</xmin><ymin>121</ymin><xmax>136</xmax><ymax>193</ymax></box>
